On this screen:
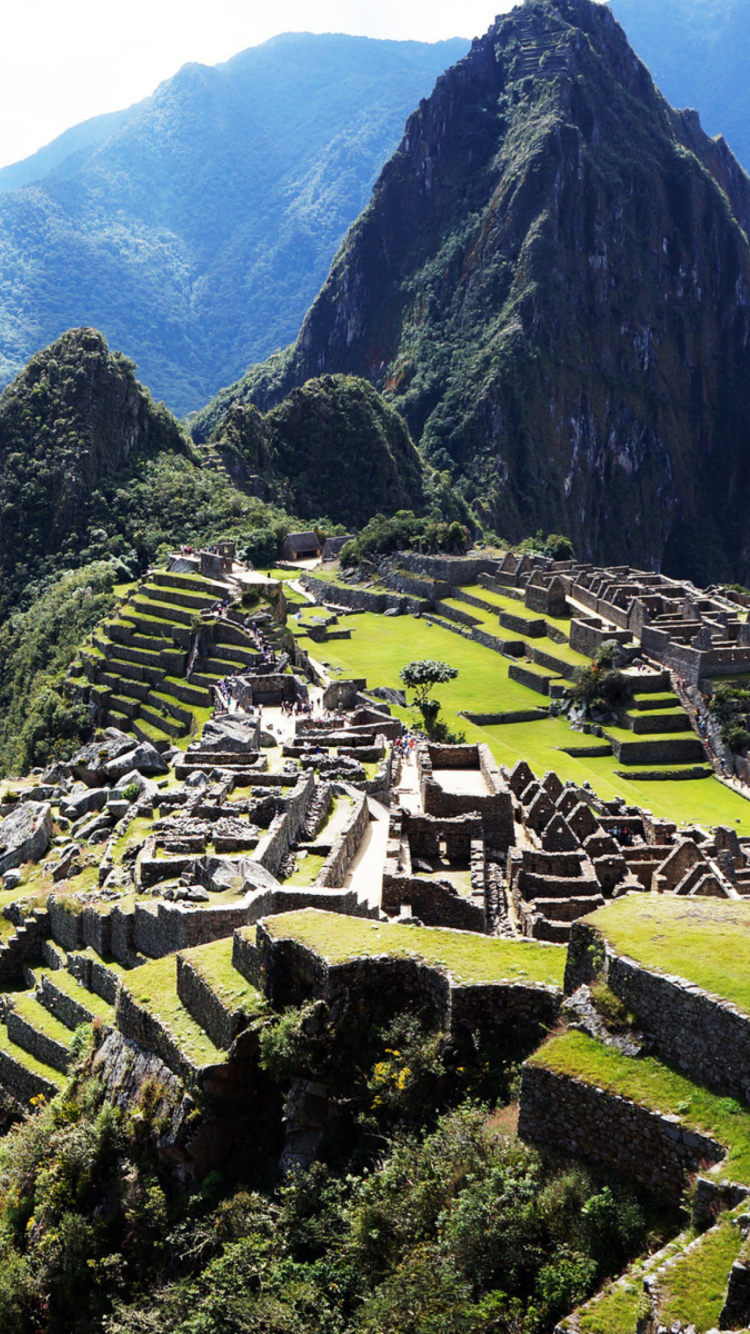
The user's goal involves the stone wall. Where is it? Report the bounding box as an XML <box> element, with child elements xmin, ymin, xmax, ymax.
<box><xmin>381</xmin><ymin>874</ymin><xmax>486</xmax><ymax>930</ymax></box>
<box><xmin>300</xmin><ymin>574</ymin><xmax>423</xmax><ymax>616</ymax></box>
<box><xmin>133</xmin><ymin>900</ymin><xmax>250</xmax><ymax>959</ymax></box>
<box><xmin>518</xmin><ymin>1063</ymin><xmax>725</xmax><ymax>1203</ymax></box>
<box><xmin>37</xmin><ymin>973</ymin><xmax>102</xmax><ymax>1031</ymax></box>
<box><xmin>318</xmin><ymin>794</ymin><xmax>370</xmax><ymax>888</ymax></box>
<box><xmin>398</xmin><ymin>552</ymin><xmax>498</xmax><ymax>584</ymax></box>
<box><xmin>116</xmin><ymin>984</ymin><xmax>199</xmax><ymax>1084</ymax></box>
<box><xmin>47</xmin><ymin>898</ymin><xmax>83</xmax><ymax>952</ymax></box>
<box><xmin>0</xmin><ymin>1045</ymin><xmax>59</xmax><ymax>1103</ymax></box>
<box><xmin>451</xmin><ymin>983</ymin><xmax>560</xmax><ymax>1052</ymax></box>
<box><xmin>176</xmin><ymin>955</ymin><xmax>248</xmax><ymax>1051</ymax></box>
<box><xmin>565</xmin><ymin>920</ymin><xmax>750</xmax><ymax>1102</ymax></box>
<box><xmin>6</xmin><ymin>1010</ymin><xmax>70</xmax><ymax>1074</ymax></box>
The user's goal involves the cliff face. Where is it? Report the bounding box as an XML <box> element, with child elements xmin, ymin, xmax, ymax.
<box><xmin>0</xmin><ymin>328</ymin><xmax>188</xmax><ymax>617</ymax></box>
<box><xmin>208</xmin><ymin>0</ymin><xmax>750</xmax><ymax>583</ymax></box>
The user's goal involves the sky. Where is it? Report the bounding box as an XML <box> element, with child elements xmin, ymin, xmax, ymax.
<box><xmin>0</xmin><ymin>0</ymin><xmax>518</xmax><ymax>170</ymax></box>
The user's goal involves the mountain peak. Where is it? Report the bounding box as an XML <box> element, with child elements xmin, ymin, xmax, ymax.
<box><xmin>199</xmin><ymin>0</ymin><xmax>750</xmax><ymax>585</ymax></box>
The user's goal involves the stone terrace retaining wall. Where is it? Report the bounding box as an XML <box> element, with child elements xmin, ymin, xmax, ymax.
<box><xmin>133</xmin><ymin>901</ymin><xmax>250</xmax><ymax>960</ymax></box>
<box><xmin>237</xmin><ymin>923</ymin><xmax>560</xmax><ymax>1050</ymax></box>
<box><xmin>176</xmin><ymin>955</ymin><xmax>248</xmax><ymax>1051</ymax></box>
<box><xmin>518</xmin><ymin>1063</ymin><xmax>725</xmax><ymax>1204</ymax></box>
<box><xmin>6</xmin><ymin>1011</ymin><xmax>70</xmax><ymax>1074</ymax></box>
<box><xmin>115</xmin><ymin>986</ymin><xmax>199</xmax><ymax>1084</ymax></box>
<box><xmin>566</xmin><ymin>920</ymin><xmax>750</xmax><ymax>1103</ymax></box>
<box><xmin>0</xmin><ymin>1047</ymin><xmax>59</xmax><ymax>1103</ymax></box>
<box><xmin>300</xmin><ymin>574</ymin><xmax>424</xmax><ymax>616</ymax></box>
<box><xmin>37</xmin><ymin>974</ymin><xmax>102</xmax><ymax>1031</ymax></box>
<box><xmin>318</xmin><ymin>794</ymin><xmax>370</xmax><ymax>888</ymax></box>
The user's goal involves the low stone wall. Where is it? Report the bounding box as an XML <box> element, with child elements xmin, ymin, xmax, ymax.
<box><xmin>508</xmin><ymin>662</ymin><xmax>551</xmax><ymax>694</ymax></box>
<box><xmin>115</xmin><ymin>985</ymin><xmax>198</xmax><ymax>1084</ymax></box>
<box><xmin>176</xmin><ymin>955</ymin><xmax>248</xmax><ymax>1050</ymax></box>
<box><xmin>434</xmin><ymin>599</ymin><xmax>481</xmax><ymax>629</ymax></box>
<box><xmin>0</xmin><ymin>1046</ymin><xmax>59</xmax><ymax>1103</ymax></box>
<box><xmin>382</xmin><ymin>874</ymin><xmax>486</xmax><ymax>931</ymax></box>
<box><xmin>607</xmin><ymin>735</ymin><xmax>706</xmax><ymax>765</ymax></box>
<box><xmin>518</xmin><ymin>1063</ymin><xmax>725</xmax><ymax>1204</ymax></box>
<box><xmin>6</xmin><ymin>1010</ymin><xmax>70</xmax><ymax>1074</ymax></box>
<box><xmin>318</xmin><ymin>794</ymin><xmax>370</xmax><ymax>887</ymax></box>
<box><xmin>462</xmin><ymin>709</ymin><xmax>548</xmax><ymax>725</ymax></box>
<box><xmin>565</xmin><ymin>920</ymin><xmax>750</xmax><ymax>1102</ymax></box>
<box><xmin>37</xmin><ymin>974</ymin><xmax>102</xmax><ymax>1031</ymax></box>
<box><xmin>300</xmin><ymin>574</ymin><xmax>424</xmax><ymax>616</ymax></box>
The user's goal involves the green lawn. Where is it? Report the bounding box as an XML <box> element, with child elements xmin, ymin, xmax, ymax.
<box><xmin>582</xmin><ymin>896</ymin><xmax>750</xmax><ymax>1015</ymax></box>
<box><xmin>294</xmin><ymin>607</ymin><xmax>750</xmax><ymax>830</ymax></box>
<box><xmin>259</xmin><ymin>909</ymin><xmax>565</xmax><ymax>987</ymax></box>
<box><xmin>530</xmin><ymin>1029</ymin><xmax>750</xmax><ymax>1182</ymax></box>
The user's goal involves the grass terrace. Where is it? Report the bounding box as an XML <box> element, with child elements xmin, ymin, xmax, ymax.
<box><xmin>260</xmin><ymin>909</ymin><xmax>565</xmax><ymax>987</ymax></box>
<box><xmin>119</xmin><ymin>957</ymin><xmax>224</xmax><ymax>1068</ymax></box>
<box><xmin>581</xmin><ymin>895</ymin><xmax>750</xmax><ymax>1016</ymax></box>
<box><xmin>530</xmin><ymin>1029</ymin><xmax>750</xmax><ymax>1182</ymax></box>
<box><xmin>179</xmin><ymin>938</ymin><xmax>265</xmax><ymax>1016</ymax></box>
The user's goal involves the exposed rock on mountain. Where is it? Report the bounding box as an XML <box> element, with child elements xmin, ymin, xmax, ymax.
<box><xmin>210</xmin><ymin>374</ymin><xmax>425</xmax><ymax>528</ymax></box>
<box><xmin>201</xmin><ymin>0</ymin><xmax>750</xmax><ymax>584</ymax></box>
<box><xmin>0</xmin><ymin>34</ymin><xmax>467</xmax><ymax>414</ymax></box>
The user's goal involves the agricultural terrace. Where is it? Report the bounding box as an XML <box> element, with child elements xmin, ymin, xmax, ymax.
<box><xmin>581</xmin><ymin>896</ymin><xmax>750</xmax><ymax>1015</ymax></box>
<box><xmin>529</xmin><ymin>1029</ymin><xmax>750</xmax><ymax>1182</ymax></box>
<box><xmin>291</xmin><ymin>608</ymin><xmax>750</xmax><ymax>830</ymax></box>
<box><xmin>260</xmin><ymin>908</ymin><xmax>565</xmax><ymax>987</ymax></box>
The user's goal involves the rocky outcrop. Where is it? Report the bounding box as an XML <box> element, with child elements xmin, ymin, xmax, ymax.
<box><xmin>0</xmin><ymin>802</ymin><xmax>53</xmax><ymax>875</ymax></box>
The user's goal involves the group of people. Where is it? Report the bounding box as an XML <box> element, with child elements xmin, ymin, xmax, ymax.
<box><xmin>394</xmin><ymin>731</ymin><xmax>416</xmax><ymax>763</ymax></box>
<box><xmin>242</xmin><ymin>617</ymin><xmax>277</xmax><ymax>667</ymax></box>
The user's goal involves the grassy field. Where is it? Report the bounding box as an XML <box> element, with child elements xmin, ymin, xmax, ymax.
<box><xmin>297</xmin><ymin>610</ymin><xmax>750</xmax><ymax>830</ymax></box>
<box><xmin>260</xmin><ymin>908</ymin><xmax>565</xmax><ymax>987</ymax></box>
<box><xmin>530</xmin><ymin>1029</ymin><xmax>750</xmax><ymax>1182</ymax></box>
<box><xmin>582</xmin><ymin>896</ymin><xmax>750</xmax><ymax>1014</ymax></box>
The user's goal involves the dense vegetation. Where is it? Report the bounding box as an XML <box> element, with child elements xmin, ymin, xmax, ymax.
<box><xmin>207</xmin><ymin>0</ymin><xmax>750</xmax><ymax>585</ymax></box>
<box><xmin>212</xmin><ymin>376</ymin><xmax>427</xmax><ymax>529</ymax></box>
<box><xmin>0</xmin><ymin>1016</ymin><xmax>652</xmax><ymax>1334</ymax></box>
<box><xmin>0</xmin><ymin>34</ymin><xmax>466</xmax><ymax>415</ymax></box>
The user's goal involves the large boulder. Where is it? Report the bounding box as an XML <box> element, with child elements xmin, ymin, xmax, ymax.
<box><xmin>104</xmin><ymin>743</ymin><xmax>169</xmax><ymax>779</ymax></box>
<box><xmin>0</xmin><ymin>801</ymin><xmax>53</xmax><ymax>875</ymax></box>
<box><xmin>191</xmin><ymin>717</ymin><xmax>260</xmax><ymax>754</ymax></box>
<box><xmin>60</xmin><ymin>787</ymin><xmax>109</xmax><ymax>821</ymax></box>
<box><xmin>195</xmin><ymin>855</ymin><xmax>280</xmax><ymax>896</ymax></box>
<box><xmin>68</xmin><ymin>729</ymin><xmax>137</xmax><ymax>786</ymax></box>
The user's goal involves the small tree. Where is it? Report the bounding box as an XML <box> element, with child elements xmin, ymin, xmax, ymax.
<box><xmin>399</xmin><ymin>659</ymin><xmax>459</xmax><ymax>738</ymax></box>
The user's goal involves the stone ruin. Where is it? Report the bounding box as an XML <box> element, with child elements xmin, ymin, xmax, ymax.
<box><xmin>504</xmin><ymin>758</ymin><xmax>750</xmax><ymax>942</ymax></box>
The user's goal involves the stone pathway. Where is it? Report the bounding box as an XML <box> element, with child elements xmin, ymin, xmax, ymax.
<box><xmin>344</xmin><ymin>797</ymin><xmax>390</xmax><ymax>909</ymax></box>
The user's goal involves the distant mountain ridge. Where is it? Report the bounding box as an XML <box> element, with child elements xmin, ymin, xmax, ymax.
<box><xmin>197</xmin><ymin>0</ymin><xmax>750</xmax><ymax>585</ymax></box>
<box><xmin>608</xmin><ymin>0</ymin><xmax>750</xmax><ymax>173</ymax></box>
<box><xmin>0</xmin><ymin>32</ymin><xmax>468</xmax><ymax>414</ymax></box>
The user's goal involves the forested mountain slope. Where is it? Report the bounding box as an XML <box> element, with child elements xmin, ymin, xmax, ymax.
<box><xmin>0</xmin><ymin>33</ymin><xmax>467</xmax><ymax>415</ymax></box>
<box><xmin>197</xmin><ymin>0</ymin><xmax>750</xmax><ymax>585</ymax></box>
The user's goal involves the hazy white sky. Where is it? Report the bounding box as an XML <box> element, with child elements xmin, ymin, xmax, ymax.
<box><xmin>0</xmin><ymin>0</ymin><xmax>517</xmax><ymax>170</ymax></box>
